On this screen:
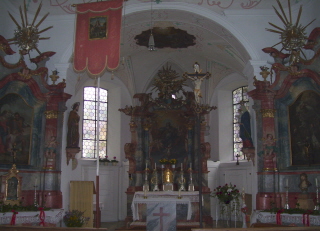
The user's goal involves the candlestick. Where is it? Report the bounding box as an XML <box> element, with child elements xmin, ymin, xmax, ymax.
<box><xmin>284</xmin><ymin>186</ymin><xmax>289</xmax><ymax>209</ymax></box>
<box><xmin>315</xmin><ymin>186</ymin><xmax>319</xmax><ymax>210</ymax></box>
<box><xmin>316</xmin><ymin>178</ymin><xmax>318</xmax><ymax>187</ymax></box>
<box><xmin>144</xmin><ymin>189</ymin><xmax>147</xmax><ymax>199</ymax></box>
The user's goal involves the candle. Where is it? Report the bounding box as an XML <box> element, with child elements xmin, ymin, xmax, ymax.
<box><xmin>316</xmin><ymin>178</ymin><xmax>318</xmax><ymax>187</ymax></box>
<box><xmin>286</xmin><ymin>178</ymin><xmax>288</xmax><ymax>187</ymax></box>
<box><xmin>190</xmin><ymin>163</ymin><xmax>192</xmax><ymax>169</ymax></box>
<box><xmin>144</xmin><ymin>189</ymin><xmax>147</xmax><ymax>197</ymax></box>
<box><xmin>146</xmin><ymin>163</ymin><xmax>147</xmax><ymax>170</ymax></box>
<box><xmin>178</xmin><ymin>189</ymin><xmax>181</xmax><ymax>197</ymax></box>
<box><xmin>35</xmin><ymin>177</ymin><xmax>37</xmax><ymax>186</ymax></box>
<box><xmin>181</xmin><ymin>163</ymin><xmax>183</xmax><ymax>170</ymax></box>
<box><xmin>155</xmin><ymin>163</ymin><xmax>156</xmax><ymax>169</ymax></box>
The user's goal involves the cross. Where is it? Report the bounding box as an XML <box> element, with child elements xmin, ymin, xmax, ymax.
<box><xmin>183</xmin><ymin>62</ymin><xmax>211</xmax><ymax>104</ymax></box>
<box><xmin>236</xmin><ymin>154</ymin><xmax>240</xmax><ymax>165</ymax></box>
<box><xmin>153</xmin><ymin>207</ymin><xmax>170</xmax><ymax>231</ymax></box>
<box><xmin>11</xmin><ymin>143</ymin><xmax>18</xmax><ymax>164</ymax></box>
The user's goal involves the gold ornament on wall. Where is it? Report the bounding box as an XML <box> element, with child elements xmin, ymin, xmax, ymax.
<box><xmin>7</xmin><ymin>0</ymin><xmax>52</xmax><ymax>54</ymax></box>
<box><xmin>266</xmin><ymin>0</ymin><xmax>315</xmax><ymax>65</ymax></box>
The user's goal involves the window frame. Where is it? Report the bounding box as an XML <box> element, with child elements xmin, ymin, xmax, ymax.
<box><xmin>232</xmin><ymin>85</ymin><xmax>249</xmax><ymax>160</ymax></box>
<box><xmin>82</xmin><ymin>86</ymin><xmax>108</xmax><ymax>159</ymax></box>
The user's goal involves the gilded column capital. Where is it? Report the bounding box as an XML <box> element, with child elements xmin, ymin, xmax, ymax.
<box><xmin>45</xmin><ymin>110</ymin><xmax>59</xmax><ymax>119</ymax></box>
<box><xmin>260</xmin><ymin>109</ymin><xmax>276</xmax><ymax>118</ymax></box>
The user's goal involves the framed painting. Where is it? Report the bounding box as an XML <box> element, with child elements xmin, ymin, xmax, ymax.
<box><xmin>0</xmin><ymin>93</ymin><xmax>33</xmax><ymax>165</ymax></box>
<box><xmin>149</xmin><ymin>110</ymin><xmax>190</xmax><ymax>166</ymax></box>
<box><xmin>89</xmin><ymin>16</ymin><xmax>108</xmax><ymax>40</ymax></box>
<box><xmin>289</xmin><ymin>90</ymin><xmax>320</xmax><ymax>166</ymax></box>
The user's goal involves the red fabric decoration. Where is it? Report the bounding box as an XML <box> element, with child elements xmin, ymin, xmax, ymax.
<box><xmin>276</xmin><ymin>209</ymin><xmax>283</xmax><ymax>225</ymax></box>
<box><xmin>39</xmin><ymin>207</ymin><xmax>46</xmax><ymax>226</ymax></box>
<box><xmin>10</xmin><ymin>210</ymin><xmax>18</xmax><ymax>225</ymax></box>
<box><xmin>303</xmin><ymin>213</ymin><xmax>310</xmax><ymax>226</ymax></box>
<box><xmin>73</xmin><ymin>0</ymin><xmax>123</xmax><ymax>76</ymax></box>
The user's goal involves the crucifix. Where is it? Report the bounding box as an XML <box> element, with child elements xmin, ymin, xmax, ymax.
<box><xmin>183</xmin><ymin>62</ymin><xmax>212</xmax><ymax>228</ymax></box>
<box><xmin>236</xmin><ymin>154</ymin><xmax>240</xmax><ymax>165</ymax></box>
<box><xmin>183</xmin><ymin>62</ymin><xmax>211</xmax><ymax>104</ymax></box>
<box><xmin>11</xmin><ymin>143</ymin><xmax>18</xmax><ymax>165</ymax></box>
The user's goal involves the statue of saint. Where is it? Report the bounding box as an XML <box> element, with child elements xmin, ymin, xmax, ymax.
<box><xmin>67</xmin><ymin>102</ymin><xmax>80</xmax><ymax>148</ymax></box>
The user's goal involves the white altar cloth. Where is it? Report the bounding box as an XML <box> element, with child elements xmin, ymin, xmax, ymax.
<box><xmin>0</xmin><ymin>209</ymin><xmax>64</xmax><ymax>226</ymax></box>
<box><xmin>256</xmin><ymin>211</ymin><xmax>320</xmax><ymax>226</ymax></box>
<box><xmin>132</xmin><ymin>191</ymin><xmax>199</xmax><ymax>221</ymax></box>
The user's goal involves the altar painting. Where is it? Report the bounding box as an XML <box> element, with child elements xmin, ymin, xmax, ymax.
<box><xmin>0</xmin><ymin>93</ymin><xmax>33</xmax><ymax>165</ymax></box>
<box><xmin>289</xmin><ymin>90</ymin><xmax>320</xmax><ymax>166</ymax></box>
<box><xmin>150</xmin><ymin>110</ymin><xmax>189</xmax><ymax>165</ymax></box>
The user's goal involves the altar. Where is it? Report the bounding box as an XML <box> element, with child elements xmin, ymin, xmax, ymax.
<box><xmin>256</xmin><ymin>211</ymin><xmax>320</xmax><ymax>227</ymax></box>
<box><xmin>0</xmin><ymin>209</ymin><xmax>64</xmax><ymax>226</ymax></box>
<box><xmin>130</xmin><ymin>191</ymin><xmax>201</xmax><ymax>229</ymax></box>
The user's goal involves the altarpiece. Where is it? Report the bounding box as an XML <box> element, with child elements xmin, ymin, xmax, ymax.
<box><xmin>119</xmin><ymin>65</ymin><xmax>216</xmax><ymax>225</ymax></box>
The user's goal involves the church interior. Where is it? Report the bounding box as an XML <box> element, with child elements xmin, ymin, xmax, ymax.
<box><xmin>0</xmin><ymin>0</ymin><xmax>320</xmax><ymax>230</ymax></box>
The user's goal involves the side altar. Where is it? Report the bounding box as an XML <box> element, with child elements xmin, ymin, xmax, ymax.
<box><xmin>0</xmin><ymin>209</ymin><xmax>64</xmax><ymax>226</ymax></box>
<box><xmin>119</xmin><ymin>64</ymin><xmax>216</xmax><ymax>227</ymax></box>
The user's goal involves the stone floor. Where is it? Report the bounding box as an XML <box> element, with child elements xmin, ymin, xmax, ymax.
<box><xmin>100</xmin><ymin>220</ymin><xmax>245</xmax><ymax>231</ymax></box>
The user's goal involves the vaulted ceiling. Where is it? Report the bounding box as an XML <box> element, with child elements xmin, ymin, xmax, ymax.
<box><xmin>4</xmin><ymin>0</ymin><xmax>306</xmax><ymax>98</ymax></box>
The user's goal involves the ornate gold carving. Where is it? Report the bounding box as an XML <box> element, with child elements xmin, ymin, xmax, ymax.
<box><xmin>261</xmin><ymin>109</ymin><xmax>275</xmax><ymax>118</ymax></box>
<box><xmin>45</xmin><ymin>110</ymin><xmax>59</xmax><ymax>119</ymax></box>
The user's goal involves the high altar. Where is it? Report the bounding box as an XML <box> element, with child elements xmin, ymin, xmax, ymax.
<box><xmin>119</xmin><ymin>65</ymin><xmax>216</xmax><ymax>227</ymax></box>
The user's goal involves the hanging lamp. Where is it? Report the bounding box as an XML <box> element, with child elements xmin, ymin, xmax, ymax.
<box><xmin>148</xmin><ymin>0</ymin><xmax>156</xmax><ymax>51</ymax></box>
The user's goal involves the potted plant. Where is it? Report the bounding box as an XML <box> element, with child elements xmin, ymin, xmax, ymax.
<box><xmin>99</xmin><ymin>155</ymin><xmax>110</xmax><ymax>165</ymax></box>
<box><xmin>63</xmin><ymin>209</ymin><xmax>89</xmax><ymax>227</ymax></box>
<box><xmin>111</xmin><ymin>156</ymin><xmax>119</xmax><ymax>166</ymax></box>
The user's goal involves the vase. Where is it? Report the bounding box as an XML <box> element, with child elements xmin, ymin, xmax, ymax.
<box><xmin>112</xmin><ymin>162</ymin><xmax>118</xmax><ymax>166</ymax></box>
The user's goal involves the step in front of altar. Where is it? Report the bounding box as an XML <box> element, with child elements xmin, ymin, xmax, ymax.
<box><xmin>130</xmin><ymin>221</ymin><xmax>200</xmax><ymax>228</ymax></box>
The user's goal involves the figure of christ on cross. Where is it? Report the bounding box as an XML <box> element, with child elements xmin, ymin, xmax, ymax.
<box><xmin>183</xmin><ymin>62</ymin><xmax>211</xmax><ymax>104</ymax></box>
<box><xmin>153</xmin><ymin>207</ymin><xmax>170</xmax><ymax>231</ymax></box>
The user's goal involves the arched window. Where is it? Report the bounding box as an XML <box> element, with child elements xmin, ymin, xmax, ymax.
<box><xmin>233</xmin><ymin>86</ymin><xmax>249</xmax><ymax>160</ymax></box>
<box><xmin>82</xmin><ymin>87</ymin><xmax>108</xmax><ymax>159</ymax></box>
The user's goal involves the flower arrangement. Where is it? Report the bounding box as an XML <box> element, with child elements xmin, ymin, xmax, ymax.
<box><xmin>211</xmin><ymin>183</ymin><xmax>240</xmax><ymax>204</ymax></box>
<box><xmin>63</xmin><ymin>210</ymin><xmax>89</xmax><ymax>227</ymax></box>
<box><xmin>99</xmin><ymin>155</ymin><xmax>110</xmax><ymax>162</ymax></box>
<box><xmin>159</xmin><ymin>158</ymin><xmax>176</xmax><ymax>165</ymax></box>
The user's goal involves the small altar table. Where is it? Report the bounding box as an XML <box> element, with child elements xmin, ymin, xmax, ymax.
<box><xmin>256</xmin><ymin>211</ymin><xmax>320</xmax><ymax>226</ymax></box>
<box><xmin>131</xmin><ymin>191</ymin><xmax>200</xmax><ymax>221</ymax></box>
<box><xmin>0</xmin><ymin>209</ymin><xmax>64</xmax><ymax>226</ymax></box>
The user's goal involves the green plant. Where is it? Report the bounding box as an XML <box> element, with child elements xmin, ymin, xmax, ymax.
<box><xmin>0</xmin><ymin>201</ymin><xmax>51</xmax><ymax>213</ymax></box>
<box><xmin>63</xmin><ymin>210</ymin><xmax>89</xmax><ymax>227</ymax></box>
<box><xmin>99</xmin><ymin>155</ymin><xmax>110</xmax><ymax>162</ymax></box>
<box><xmin>111</xmin><ymin>156</ymin><xmax>119</xmax><ymax>162</ymax></box>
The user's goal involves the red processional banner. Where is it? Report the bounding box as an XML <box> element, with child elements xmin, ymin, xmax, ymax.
<box><xmin>73</xmin><ymin>0</ymin><xmax>123</xmax><ymax>76</ymax></box>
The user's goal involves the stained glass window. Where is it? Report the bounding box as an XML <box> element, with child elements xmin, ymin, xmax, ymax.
<box><xmin>233</xmin><ymin>86</ymin><xmax>249</xmax><ymax>160</ymax></box>
<box><xmin>82</xmin><ymin>87</ymin><xmax>108</xmax><ymax>159</ymax></box>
